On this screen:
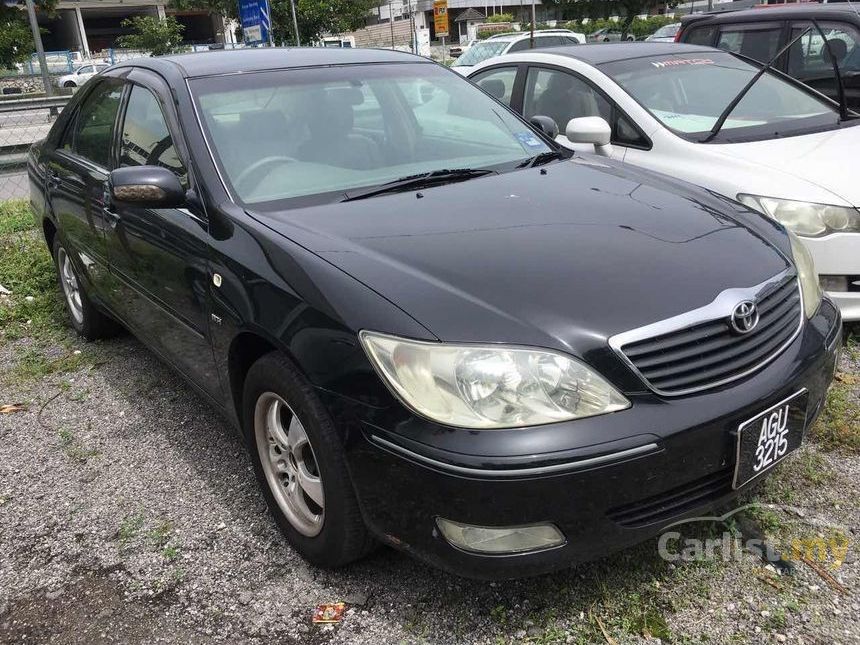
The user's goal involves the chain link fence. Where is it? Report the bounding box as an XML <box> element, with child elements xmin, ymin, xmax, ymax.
<box><xmin>0</xmin><ymin>97</ymin><xmax>69</xmax><ymax>200</ymax></box>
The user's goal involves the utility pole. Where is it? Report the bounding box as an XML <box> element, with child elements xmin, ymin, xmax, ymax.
<box><xmin>530</xmin><ymin>0</ymin><xmax>535</xmax><ymax>48</ymax></box>
<box><xmin>25</xmin><ymin>0</ymin><xmax>53</xmax><ymax>98</ymax></box>
<box><xmin>389</xmin><ymin>1</ymin><xmax>396</xmax><ymax>48</ymax></box>
<box><xmin>289</xmin><ymin>0</ymin><xmax>300</xmax><ymax>45</ymax></box>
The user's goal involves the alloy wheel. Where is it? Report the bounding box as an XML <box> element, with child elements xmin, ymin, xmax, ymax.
<box><xmin>57</xmin><ymin>247</ymin><xmax>84</xmax><ymax>325</ymax></box>
<box><xmin>254</xmin><ymin>392</ymin><xmax>325</xmax><ymax>537</ymax></box>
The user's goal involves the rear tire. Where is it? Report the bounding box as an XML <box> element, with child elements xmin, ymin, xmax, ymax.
<box><xmin>242</xmin><ymin>351</ymin><xmax>374</xmax><ymax>567</ymax></box>
<box><xmin>52</xmin><ymin>237</ymin><xmax>120</xmax><ymax>340</ymax></box>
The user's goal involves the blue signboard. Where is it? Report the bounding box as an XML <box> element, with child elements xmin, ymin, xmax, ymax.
<box><xmin>239</xmin><ymin>0</ymin><xmax>271</xmax><ymax>45</ymax></box>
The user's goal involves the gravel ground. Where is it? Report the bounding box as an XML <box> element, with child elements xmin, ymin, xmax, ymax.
<box><xmin>1</xmin><ymin>322</ymin><xmax>858</xmax><ymax>643</ymax></box>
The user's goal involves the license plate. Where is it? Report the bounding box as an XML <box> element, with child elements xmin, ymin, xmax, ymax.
<box><xmin>733</xmin><ymin>390</ymin><xmax>809</xmax><ymax>489</ymax></box>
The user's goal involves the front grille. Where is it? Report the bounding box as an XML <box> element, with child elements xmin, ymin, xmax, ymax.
<box><xmin>616</xmin><ymin>274</ymin><xmax>801</xmax><ymax>395</ymax></box>
<box><xmin>607</xmin><ymin>468</ymin><xmax>733</xmax><ymax>528</ymax></box>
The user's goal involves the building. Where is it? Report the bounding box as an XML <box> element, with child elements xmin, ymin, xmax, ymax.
<box><xmin>33</xmin><ymin>0</ymin><xmax>227</xmax><ymax>60</ymax></box>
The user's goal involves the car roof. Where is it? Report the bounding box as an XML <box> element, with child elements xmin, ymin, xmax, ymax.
<box><xmin>484</xmin><ymin>31</ymin><xmax>574</xmax><ymax>43</ymax></box>
<box><xmin>116</xmin><ymin>46</ymin><xmax>430</xmax><ymax>79</ymax></box>
<box><xmin>523</xmin><ymin>42</ymin><xmax>718</xmax><ymax>65</ymax></box>
<box><xmin>682</xmin><ymin>3</ymin><xmax>860</xmax><ymax>25</ymax></box>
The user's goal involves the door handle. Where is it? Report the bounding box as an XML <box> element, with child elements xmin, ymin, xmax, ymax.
<box><xmin>103</xmin><ymin>207</ymin><xmax>121</xmax><ymax>228</ymax></box>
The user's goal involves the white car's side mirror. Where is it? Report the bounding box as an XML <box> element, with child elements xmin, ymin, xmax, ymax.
<box><xmin>566</xmin><ymin>117</ymin><xmax>612</xmax><ymax>156</ymax></box>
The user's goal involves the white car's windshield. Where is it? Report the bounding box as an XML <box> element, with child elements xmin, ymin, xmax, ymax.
<box><xmin>651</xmin><ymin>24</ymin><xmax>679</xmax><ymax>39</ymax></box>
<box><xmin>191</xmin><ymin>63</ymin><xmax>551</xmax><ymax>207</ymax></box>
<box><xmin>602</xmin><ymin>51</ymin><xmax>839</xmax><ymax>141</ymax></box>
<box><xmin>452</xmin><ymin>41</ymin><xmax>510</xmax><ymax>67</ymax></box>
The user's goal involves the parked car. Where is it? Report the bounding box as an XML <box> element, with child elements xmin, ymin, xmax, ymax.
<box><xmin>677</xmin><ymin>3</ymin><xmax>860</xmax><ymax>110</ymax></box>
<box><xmin>468</xmin><ymin>42</ymin><xmax>860</xmax><ymax>321</ymax></box>
<box><xmin>449</xmin><ymin>39</ymin><xmax>478</xmax><ymax>58</ymax></box>
<box><xmin>29</xmin><ymin>47</ymin><xmax>840</xmax><ymax>579</ymax></box>
<box><xmin>588</xmin><ymin>27</ymin><xmax>635</xmax><ymax>42</ymax></box>
<box><xmin>451</xmin><ymin>32</ymin><xmax>583</xmax><ymax>74</ymax></box>
<box><xmin>645</xmin><ymin>22</ymin><xmax>681</xmax><ymax>42</ymax></box>
<box><xmin>56</xmin><ymin>63</ymin><xmax>109</xmax><ymax>88</ymax></box>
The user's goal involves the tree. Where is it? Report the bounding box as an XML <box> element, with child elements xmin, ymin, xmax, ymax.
<box><xmin>117</xmin><ymin>15</ymin><xmax>185</xmax><ymax>55</ymax></box>
<box><xmin>544</xmin><ymin>0</ymin><xmax>677</xmax><ymax>38</ymax></box>
<box><xmin>269</xmin><ymin>0</ymin><xmax>378</xmax><ymax>45</ymax></box>
<box><xmin>0</xmin><ymin>0</ymin><xmax>58</xmax><ymax>71</ymax></box>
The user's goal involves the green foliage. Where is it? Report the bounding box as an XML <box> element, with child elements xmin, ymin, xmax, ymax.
<box><xmin>0</xmin><ymin>8</ymin><xmax>34</xmax><ymax>71</ymax></box>
<box><xmin>270</xmin><ymin>0</ymin><xmax>378</xmax><ymax>46</ymax></box>
<box><xmin>486</xmin><ymin>13</ymin><xmax>514</xmax><ymax>24</ymax></box>
<box><xmin>565</xmin><ymin>15</ymin><xmax>676</xmax><ymax>39</ymax></box>
<box><xmin>117</xmin><ymin>16</ymin><xmax>185</xmax><ymax>56</ymax></box>
<box><xmin>548</xmin><ymin>0</ymin><xmax>679</xmax><ymax>37</ymax></box>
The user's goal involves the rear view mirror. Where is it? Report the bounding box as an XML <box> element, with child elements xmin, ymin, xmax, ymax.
<box><xmin>565</xmin><ymin>117</ymin><xmax>612</xmax><ymax>156</ymax></box>
<box><xmin>529</xmin><ymin>115</ymin><xmax>559</xmax><ymax>140</ymax></box>
<box><xmin>109</xmin><ymin>166</ymin><xmax>185</xmax><ymax>209</ymax></box>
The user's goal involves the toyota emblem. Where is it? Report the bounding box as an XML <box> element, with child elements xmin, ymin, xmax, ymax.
<box><xmin>730</xmin><ymin>300</ymin><xmax>759</xmax><ymax>334</ymax></box>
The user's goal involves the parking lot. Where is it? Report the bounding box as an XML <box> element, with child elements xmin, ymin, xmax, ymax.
<box><xmin>1</xmin><ymin>201</ymin><xmax>858</xmax><ymax>643</ymax></box>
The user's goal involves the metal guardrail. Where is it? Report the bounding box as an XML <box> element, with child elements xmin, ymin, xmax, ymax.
<box><xmin>0</xmin><ymin>95</ymin><xmax>71</xmax><ymax>115</ymax></box>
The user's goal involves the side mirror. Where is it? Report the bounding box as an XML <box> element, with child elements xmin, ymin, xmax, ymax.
<box><xmin>529</xmin><ymin>115</ymin><xmax>559</xmax><ymax>140</ymax></box>
<box><xmin>565</xmin><ymin>116</ymin><xmax>612</xmax><ymax>156</ymax></box>
<box><xmin>109</xmin><ymin>166</ymin><xmax>185</xmax><ymax>209</ymax></box>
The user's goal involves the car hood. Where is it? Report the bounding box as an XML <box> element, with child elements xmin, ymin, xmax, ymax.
<box><xmin>714</xmin><ymin>124</ymin><xmax>860</xmax><ymax>206</ymax></box>
<box><xmin>251</xmin><ymin>157</ymin><xmax>790</xmax><ymax>355</ymax></box>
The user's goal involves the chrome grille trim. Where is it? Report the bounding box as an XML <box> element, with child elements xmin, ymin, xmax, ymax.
<box><xmin>609</xmin><ymin>268</ymin><xmax>803</xmax><ymax>397</ymax></box>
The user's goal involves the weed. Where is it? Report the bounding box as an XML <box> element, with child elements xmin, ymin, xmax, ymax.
<box><xmin>118</xmin><ymin>513</ymin><xmax>145</xmax><ymax>545</ymax></box>
<box><xmin>811</xmin><ymin>380</ymin><xmax>860</xmax><ymax>452</ymax></box>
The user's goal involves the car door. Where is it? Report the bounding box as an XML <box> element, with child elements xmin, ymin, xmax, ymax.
<box><xmin>519</xmin><ymin>65</ymin><xmax>648</xmax><ymax>159</ymax></box>
<box><xmin>103</xmin><ymin>72</ymin><xmax>222</xmax><ymax>398</ymax></box>
<box><xmin>787</xmin><ymin>20</ymin><xmax>860</xmax><ymax>110</ymax></box>
<box><xmin>45</xmin><ymin>79</ymin><xmax>123</xmax><ymax>294</ymax></box>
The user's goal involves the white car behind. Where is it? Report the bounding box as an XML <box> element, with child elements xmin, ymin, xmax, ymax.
<box><xmin>56</xmin><ymin>63</ymin><xmax>109</xmax><ymax>89</ymax></box>
<box><xmin>451</xmin><ymin>31</ymin><xmax>584</xmax><ymax>75</ymax></box>
<box><xmin>468</xmin><ymin>43</ymin><xmax>860</xmax><ymax>320</ymax></box>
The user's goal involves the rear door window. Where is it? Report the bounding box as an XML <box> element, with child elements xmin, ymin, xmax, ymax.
<box><xmin>684</xmin><ymin>25</ymin><xmax>716</xmax><ymax>46</ymax></box>
<box><xmin>716</xmin><ymin>23</ymin><xmax>783</xmax><ymax>62</ymax></box>
<box><xmin>788</xmin><ymin>21</ymin><xmax>860</xmax><ymax>79</ymax></box>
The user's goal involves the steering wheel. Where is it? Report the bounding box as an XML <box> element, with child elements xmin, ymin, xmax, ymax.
<box><xmin>234</xmin><ymin>156</ymin><xmax>297</xmax><ymax>194</ymax></box>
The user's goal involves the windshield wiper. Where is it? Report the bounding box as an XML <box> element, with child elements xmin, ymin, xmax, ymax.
<box><xmin>341</xmin><ymin>168</ymin><xmax>495</xmax><ymax>202</ymax></box>
<box><xmin>811</xmin><ymin>18</ymin><xmax>854</xmax><ymax>122</ymax></box>
<box><xmin>702</xmin><ymin>27</ymin><xmax>813</xmax><ymax>144</ymax></box>
<box><xmin>516</xmin><ymin>149</ymin><xmax>569</xmax><ymax>168</ymax></box>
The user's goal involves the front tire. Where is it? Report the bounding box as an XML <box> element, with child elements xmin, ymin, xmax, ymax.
<box><xmin>243</xmin><ymin>351</ymin><xmax>373</xmax><ymax>567</ymax></box>
<box><xmin>63</xmin><ymin>81</ymin><xmax>76</xmax><ymax>88</ymax></box>
<box><xmin>53</xmin><ymin>237</ymin><xmax>119</xmax><ymax>340</ymax></box>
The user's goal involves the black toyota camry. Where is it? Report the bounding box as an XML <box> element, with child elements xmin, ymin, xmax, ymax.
<box><xmin>28</xmin><ymin>48</ymin><xmax>841</xmax><ymax>579</ymax></box>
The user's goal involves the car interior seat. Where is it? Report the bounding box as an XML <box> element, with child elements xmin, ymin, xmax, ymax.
<box><xmin>297</xmin><ymin>88</ymin><xmax>382</xmax><ymax>169</ymax></box>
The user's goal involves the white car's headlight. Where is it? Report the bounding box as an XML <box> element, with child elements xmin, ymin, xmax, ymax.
<box><xmin>738</xmin><ymin>194</ymin><xmax>860</xmax><ymax>237</ymax></box>
<box><xmin>359</xmin><ymin>331</ymin><xmax>630</xmax><ymax>429</ymax></box>
<box><xmin>788</xmin><ymin>231</ymin><xmax>822</xmax><ymax>319</ymax></box>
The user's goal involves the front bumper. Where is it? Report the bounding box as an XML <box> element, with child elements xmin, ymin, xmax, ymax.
<box><xmin>803</xmin><ymin>232</ymin><xmax>860</xmax><ymax>321</ymax></box>
<box><xmin>337</xmin><ymin>299</ymin><xmax>841</xmax><ymax>579</ymax></box>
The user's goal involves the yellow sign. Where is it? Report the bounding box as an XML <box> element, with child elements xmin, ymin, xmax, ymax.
<box><xmin>433</xmin><ymin>0</ymin><xmax>449</xmax><ymax>38</ymax></box>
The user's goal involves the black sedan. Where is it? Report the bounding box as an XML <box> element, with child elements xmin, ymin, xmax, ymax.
<box><xmin>28</xmin><ymin>48</ymin><xmax>841</xmax><ymax>579</ymax></box>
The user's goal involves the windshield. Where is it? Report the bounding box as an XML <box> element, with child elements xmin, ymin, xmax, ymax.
<box><xmin>601</xmin><ymin>51</ymin><xmax>838</xmax><ymax>141</ymax></box>
<box><xmin>190</xmin><ymin>63</ymin><xmax>550</xmax><ymax>207</ymax></box>
<box><xmin>651</xmin><ymin>24</ymin><xmax>679</xmax><ymax>38</ymax></box>
<box><xmin>452</xmin><ymin>40</ymin><xmax>511</xmax><ymax>67</ymax></box>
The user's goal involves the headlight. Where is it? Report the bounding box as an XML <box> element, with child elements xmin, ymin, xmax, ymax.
<box><xmin>359</xmin><ymin>331</ymin><xmax>630</xmax><ymax>429</ymax></box>
<box><xmin>788</xmin><ymin>231</ymin><xmax>822</xmax><ymax>319</ymax></box>
<box><xmin>738</xmin><ymin>194</ymin><xmax>860</xmax><ymax>237</ymax></box>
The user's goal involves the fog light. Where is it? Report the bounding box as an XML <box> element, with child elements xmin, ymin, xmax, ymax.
<box><xmin>819</xmin><ymin>275</ymin><xmax>849</xmax><ymax>292</ymax></box>
<box><xmin>436</xmin><ymin>518</ymin><xmax>565</xmax><ymax>554</ymax></box>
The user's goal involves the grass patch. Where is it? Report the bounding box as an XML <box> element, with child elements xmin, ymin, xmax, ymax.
<box><xmin>811</xmin><ymin>378</ymin><xmax>860</xmax><ymax>453</ymax></box>
<box><xmin>0</xmin><ymin>231</ymin><xmax>67</xmax><ymax>345</ymax></box>
<box><xmin>0</xmin><ymin>200</ymin><xmax>35</xmax><ymax>235</ymax></box>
